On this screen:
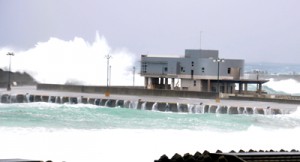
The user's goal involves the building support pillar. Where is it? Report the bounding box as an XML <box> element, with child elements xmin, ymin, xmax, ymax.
<box><xmin>224</xmin><ymin>82</ymin><xmax>228</xmax><ymax>93</ymax></box>
<box><xmin>207</xmin><ymin>80</ymin><xmax>211</xmax><ymax>92</ymax></box>
<box><xmin>239</xmin><ymin>83</ymin><xmax>243</xmax><ymax>94</ymax></box>
<box><xmin>149</xmin><ymin>77</ymin><xmax>153</xmax><ymax>89</ymax></box>
<box><xmin>258</xmin><ymin>83</ymin><xmax>262</xmax><ymax>94</ymax></box>
<box><xmin>244</xmin><ymin>83</ymin><xmax>248</xmax><ymax>93</ymax></box>
<box><xmin>165</xmin><ymin>78</ymin><xmax>168</xmax><ymax>89</ymax></box>
<box><xmin>144</xmin><ymin>77</ymin><xmax>149</xmax><ymax>89</ymax></box>
<box><xmin>161</xmin><ymin>77</ymin><xmax>165</xmax><ymax>89</ymax></box>
<box><xmin>171</xmin><ymin>78</ymin><xmax>175</xmax><ymax>90</ymax></box>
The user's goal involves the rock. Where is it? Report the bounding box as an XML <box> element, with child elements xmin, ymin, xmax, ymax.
<box><xmin>194</xmin><ymin>151</ymin><xmax>203</xmax><ymax>161</ymax></box>
<box><xmin>203</xmin><ymin>154</ymin><xmax>212</xmax><ymax>162</ymax></box>
<box><xmin>171</xmin><ymin>153</ymin><xmax>184</xmax><ymax>162</ymax></box>
<box><xmin>216</xmin><ymin>150</ymin><xmax>223</xmax><ymax>153</ymax></box>
<box><xmin>193</xmin><ymin>151</ymin><xmax>202</xmax><ymax>158</ymax></box>
<box><xmin>238</xmin><ymin>149</ymin><xmax>245</xmax><ymax>153</ymax></box>
<box><xmin>156</xmin><ymin>154</ymin><xmax>170</xmax><ymax>162</ymax></box>
<box><xmin>248</xmin><ymin>149</ymin><xmax>256</xmax><ymax>152</ymax></box>
<box><xmin>218</xmin><ymin>156</ymin><xmax>228</xmax><ymax>162</ymax></box>
<box><xmin>183</xmin><ymin>153</ymin><xmax>195</xmax><ymax>162</ymax></box>
<box><xmin>203</xmin><ymin>150</ymin><xmax>210</xmax><ymax>155</ymax></box>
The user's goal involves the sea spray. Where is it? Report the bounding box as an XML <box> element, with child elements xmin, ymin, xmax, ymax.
<box><xmin>264</xmin><ymin>78</ymin><xmax>300</xmax><ymax>95</ymax></box>
<box><xmin>0</xmin><ymin>33</ymin><xmax>144</xmax><ymax>86</ymax></box>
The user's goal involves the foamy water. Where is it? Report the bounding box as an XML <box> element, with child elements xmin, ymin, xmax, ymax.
<box><xmin>264</xmin><ymin>78</ymin><xmax>300</xmax><ymax>95</ymax></box>
<box><xmin>0</xmin><ymin>125</ymin><xmax>299</xmax><ymax>162</ymax></box>
<box><xmin>0</xmin><ymin>103</ymin><xmax>299</xmax><ymax>162</ymax></box>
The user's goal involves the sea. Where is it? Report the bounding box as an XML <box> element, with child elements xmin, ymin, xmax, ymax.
<box><xmin>1</xmin><ymin>36</ymin><xmax>300</xmax><ymax>162</ymax></box>
<box><xmin>1</xmin><ymin>66</ymin><xmax>300</xmax><ymax>162</ymax></box>
<box><xmin>0</xmin><ymin>101</ymin><xmax>300</xmax><ymax>162</ymax></box>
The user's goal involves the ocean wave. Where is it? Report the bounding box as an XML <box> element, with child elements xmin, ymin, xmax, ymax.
<box><xmin>0</xmin><ymin>33</ymin><xmax>144</xmax><ymax>86</ymax></box>
<box><xmin>264</xmin><ymin>78</ymin><xmax>300</xmax><ymax>95</ymax></box>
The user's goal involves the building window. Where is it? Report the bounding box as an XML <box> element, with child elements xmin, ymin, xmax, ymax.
<box><xmin>141</xmin><ymin>62</ymin><xmax>147</xmax><ymax>73</ymax></box>
<box><xmin>181</xmin><ymin>67</ymin><xmax>185</xmax><ymax>73</ymax></box>
<box><xmin>182</xmin><ymin>87</ymin><xmax>188</xmax><ymax>90</ymax></box>
<box><xmin>227</xmin><ymin>68</ymin><xmax>231</xmax><ymax>74</ymax></box>
<box><xmin>194</xmin><ymin>80</ymin><xmax>196</xmax><ymax>86</ymax></box>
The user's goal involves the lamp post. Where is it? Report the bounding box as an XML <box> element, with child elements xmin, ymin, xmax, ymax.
<box><xmin>254</xmin><ymin>69</ymin><xmax>260</xmax><ymax>92</ymax></box>
<box><xmin>7</xmin><ymin>52</ymin><xmax>14</xmax><ymax>91</ymax></box>
<box><xmin>213</xmin><ymin>58</ymin><xmax>224</xmax><ymax>102</ymax></box>
<box><xmin>105</xmin><ymin>54</ymin><xmax>111</xmax><ymax>97</ymax></box>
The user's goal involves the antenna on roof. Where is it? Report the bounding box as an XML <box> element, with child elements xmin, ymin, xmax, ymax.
<box><xmin>200</xmin><ymin>31</ymin><xmax>202</xmax><ymax>50</ymax></box>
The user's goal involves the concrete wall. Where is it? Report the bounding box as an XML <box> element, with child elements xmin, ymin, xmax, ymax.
<box><xmin>229</xmin><ymin>96</ymin><xmax>300</xmax><ymax>104</ymax></box>
<box><xmin>0</xmin><ymin>93</ymin><xmax>286</xmax><ymax>115</ymax></box>
<box><xmin>37</xmin><ymin>84</ymin><xmax>218</xmax><ymax>99</ymax></box>
<box><xmin>141</xmin><ymin>56</ymin><xmax>179</xmax><ymax>76</ymax></box>
<box><xmin>181</xmin><ymin>79</ymin><xmax>201</xmax><ymax>91</ymax></box>
<box><xmin>185</xmin><ymin>49</ymin><xmax>218</xmax><ymax>58</ymax></box>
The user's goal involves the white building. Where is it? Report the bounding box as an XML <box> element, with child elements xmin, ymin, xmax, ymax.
<box><xmin>140</xmin><ymin>49</ymin><xmax>267</xmax><ymax>94</ymax></box>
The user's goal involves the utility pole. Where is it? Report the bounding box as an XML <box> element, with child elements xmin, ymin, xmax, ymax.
<box><xmin>133</xmin><ymin>66</ymin><xmax>135</xmax><ymax>86</ymax></box>
<box><xmin>200</xmin><ymin>31</ymin><xmax>202</xmax><ymax>49</ymax></box>
<box><xmin>109</xmin><ymin>65</ymin><xmax>111</xmax><ymax>86</ymax></box>
<box><xmin>105</xmin><ymin>54</ymin><xmax>111</xmax><ymax>97</ymax></box>
<box><xmin>7</xmin><ymin>52</ymin><xmax>14</xmax><ymax>91</ymax></box>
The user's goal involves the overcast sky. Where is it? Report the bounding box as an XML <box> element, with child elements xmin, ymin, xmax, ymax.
<box><xmin>1</xmin><ymin>0</ymin><xmax>300</xmax><ymax>63</ymax></box>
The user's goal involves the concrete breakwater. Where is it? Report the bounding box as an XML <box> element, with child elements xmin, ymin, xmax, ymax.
<box><xmin>0</xmin><ymin>93</ymin><xmax>283</xmax><ymax>115</ymax></box>
<box><xmin>155</xmin><ymin>149</ymin><xmax>300</xmax><ymax>162</ymax></box>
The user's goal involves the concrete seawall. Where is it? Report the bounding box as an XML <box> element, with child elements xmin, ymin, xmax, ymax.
<box><xmin>229</xmin><ymin>96</ymin><xmax>300</xmax><ymax>104</ymax></box>
<box><xmin>36</xmin><ymin>84</ymin><xmax>218</xmax><ymax>99</ymax></box>
<box><xmin>37</xmin><ymin>84</ymin><xmax>300</xmax><ymax>105</ymax></box>
<box><xmin>0</xmin><ymin>93</ymin><xmax>284</xmax><ymax>115</ymax></box>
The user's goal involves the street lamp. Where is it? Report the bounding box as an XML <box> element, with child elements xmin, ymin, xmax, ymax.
<box><xmin>213</xmin><ymin>58</ymin><xmax>224</xmax><ymax>101</ymax></box>
<box><xmin>105</xmin><ymin>54</ymin><xmax>111</xmax><ymax>97</ymax></box>
<box><xmin>7</xmin><ymin>52</ymin><xmax>14</xmax><ymax>91</ymax></box>
<box><xmin>254</xmin><ymin>69</ymin><xmax>260</xmax><ymax>92</ymax></box>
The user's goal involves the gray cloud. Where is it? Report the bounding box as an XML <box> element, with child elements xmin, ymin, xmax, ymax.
<box><xmin>1</xmin><ymin>0</ymin><xmax>300</xmax><ymax>63</ymax></box>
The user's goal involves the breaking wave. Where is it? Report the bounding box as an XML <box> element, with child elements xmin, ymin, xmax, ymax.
<box><xmin>264</xmin><ymin>78</ymin><xmax>300</xmax><ymax>95</ymax></box>
<box><xmin>0</xmin><ymin>33</ymin><xmax>143</xmax><ymax>86</ymax></box>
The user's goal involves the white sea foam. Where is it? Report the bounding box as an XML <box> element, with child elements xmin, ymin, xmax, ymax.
<box><xmin>0</xmin><ymin>33</ymin><xmax>144</xmax><ymax>86</ymax></box>
<box><xmin>0</xmin><ymin>127</ymin><xmax>299</xmax><ymax>162</ymax></box>
<box><xmin>264</xmin><ymin>78</ymin><xmax>300</xmax><ymax>95</ymax></box>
